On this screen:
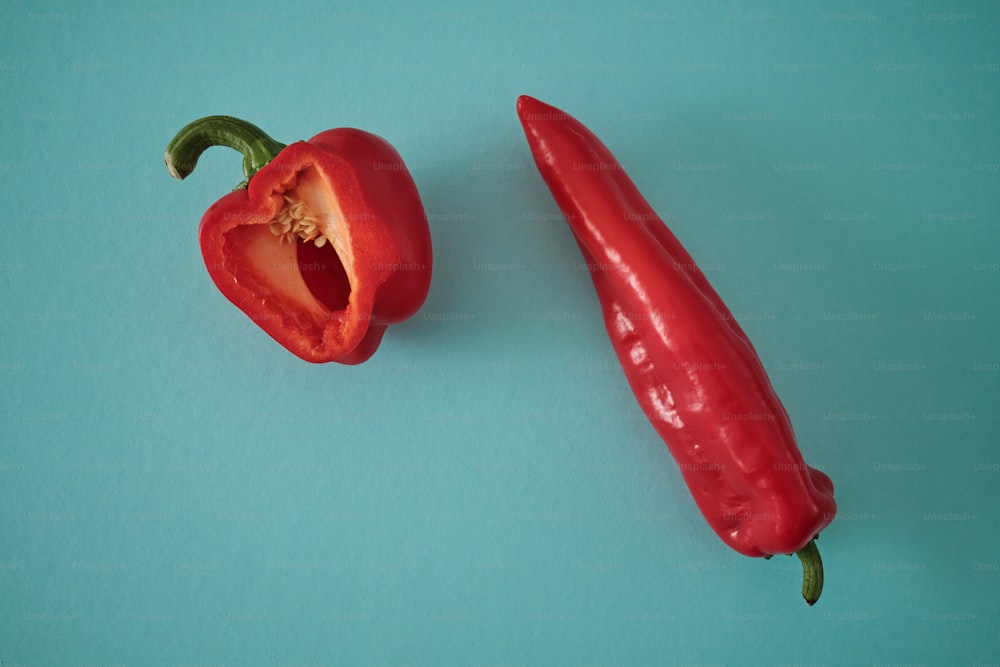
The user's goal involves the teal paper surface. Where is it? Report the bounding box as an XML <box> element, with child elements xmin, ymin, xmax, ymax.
<box><xmin>2</xmin><ymin>1</ymin><xmax>998</xmax><ymax>665</ymax></box>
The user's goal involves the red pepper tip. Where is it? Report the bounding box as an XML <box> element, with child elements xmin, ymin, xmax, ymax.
<box><xmin>516</xmin><ymin>96</ymin><xmax>582</xmax><ymax>144</ymax></box>
<box><xmin>515</xmin><ymin>94</ymin><xmax>533</xmax><ymax>119</ymax></box>
<box><xmin>515</xmin><ymin>95</ymin><xmax>563</xmax><ymax>125</ymax></box>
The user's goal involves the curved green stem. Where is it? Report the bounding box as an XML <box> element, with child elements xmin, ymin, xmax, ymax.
<box><xmin>794</xmin><ymin>539</ymin><xmax>824</xmax><ymax>605</ymax></box>
<box><xmin>164</xmin><ymin>116</ymin><xmax>286</xmax><ymax>186</ymax></box>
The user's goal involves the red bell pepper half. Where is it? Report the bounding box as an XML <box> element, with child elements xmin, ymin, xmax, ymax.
<box><xmin>165</xmin><ymin>116</ymin><xmax>432</xmax><ymax>364</ymax></box>
<box><xmin>517</xmin><ymin>95</ymin><xmax>836</xmax><ymax>604</ymax></box>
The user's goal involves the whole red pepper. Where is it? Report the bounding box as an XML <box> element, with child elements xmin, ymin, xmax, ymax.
<box><xmin>165</xmin><ymin>116</ymin><xmax>432</xmax><ymax>364</ymax></box>
<box><xmin>517</xmin><ymin>95</ymin><xmax>836</xmax><ymax>604</ymax></box>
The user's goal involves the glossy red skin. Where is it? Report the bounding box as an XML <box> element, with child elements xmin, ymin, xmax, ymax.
<box><xmin>198</xmin><ymin>130</ymin><xmax>432</xmax><ymax>364</ymax></box>
<box><xmin>517</xmin><ymin>95</ymin><xmax>835</xmax><ymax>557</ymax></box>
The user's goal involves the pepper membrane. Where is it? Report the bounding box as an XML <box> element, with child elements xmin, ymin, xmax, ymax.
<box><xmin>517</xmin><ymin>95</ymin><xmax>836</xmax><ymax>604</ymax></box>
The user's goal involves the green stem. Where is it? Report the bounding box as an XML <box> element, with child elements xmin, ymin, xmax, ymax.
<box><xmin>794</xmin><ymin>539</ymin><xmax>824</xmax><ymax>606</ymax></box>
<box><xmin>164</xmin><ymin>116</ymin><xmax>286</xmax><ymax>186</ymax></box>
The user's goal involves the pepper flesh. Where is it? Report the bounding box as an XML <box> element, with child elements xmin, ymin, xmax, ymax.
<box><xmin>166</xmin><ymin>117</ymin><xmax>432</xmax><ymax>364</ymax></box>
<box><xmin>517</xmin><ymin>95</ymin><xmax>836</xmax><ymax>604</ymax></box>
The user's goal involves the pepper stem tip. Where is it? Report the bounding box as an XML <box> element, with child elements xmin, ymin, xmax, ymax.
<box><xmin>794</xmin><ymin>538</ymin><xmax>824</xmax><ymax>606</ymax></box>
<box><xmin>164</xmin><ymin>151</ymin><xmax>185</xmax><ymax>180</ymax></box>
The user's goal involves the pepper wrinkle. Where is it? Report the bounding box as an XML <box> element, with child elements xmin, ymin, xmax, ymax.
<box><xmin>647</xmin><ymin>384</ymin><xmax>683</xmax><ymax>429</ymax></box>
<box><xmin>517</xmin><ymin>94</ymin><xmax>836</xmax><ymax>604</ymax></box>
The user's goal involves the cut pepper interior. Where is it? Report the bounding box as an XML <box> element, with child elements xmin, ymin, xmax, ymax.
<box><xmin>295</xmin><ymin>239</ymin><xmax>351</xmax><ymax>312</ymax></box>
<box><xmin>222</xmin><ymin>167</ymin><xmax>355</xmax><ymax>340</ymax></box>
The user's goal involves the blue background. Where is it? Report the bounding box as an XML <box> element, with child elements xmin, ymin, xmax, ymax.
<box><xmin>2</xmin><ymin>1</ymin><xmax>999</xmax><ymax>665</ymax></box>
